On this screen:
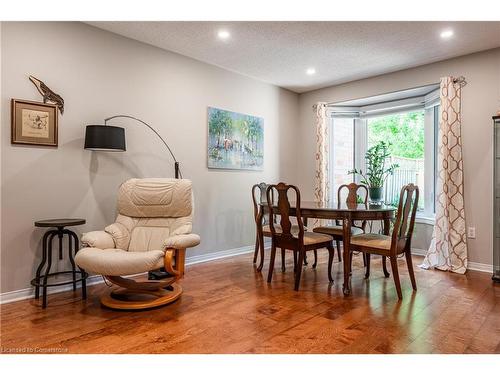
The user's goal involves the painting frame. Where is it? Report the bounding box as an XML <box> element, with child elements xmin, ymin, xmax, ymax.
<box><xmin>11</xmin><ymin>99</ymin><xmax>58</xmax><ymax>147</ymax></box>
<box><xmin>207</xmin><ymin>106</ymin><xmax>264</xmax><ymax>171</ymax></box>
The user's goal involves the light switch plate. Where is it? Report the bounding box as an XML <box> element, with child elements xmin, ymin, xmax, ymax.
<box><xmin>467</xmin><ymin>227</ymin><xmax>476</xmax><ymax>239</ymax></box>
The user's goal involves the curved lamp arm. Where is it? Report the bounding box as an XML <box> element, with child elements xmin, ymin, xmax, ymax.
<box><xmin>104</xmin><ymin>115</ymin><xmax>181</xmax><ymax>179</ymax></box>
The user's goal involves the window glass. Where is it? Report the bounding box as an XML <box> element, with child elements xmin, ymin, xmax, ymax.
<box><xmin>330</xmin><ymin>118</ymin><xmax>354</xmax><ymax>199</ymax></box>
<box><xmin>329</xmin><ymin>90</ymin><xmax>439</xmax><ymax>218</ymax></box>
<box><xmin>367</xmin><ymin>110</ymin><xmax>425</xmax><ymax>210</ymax></box>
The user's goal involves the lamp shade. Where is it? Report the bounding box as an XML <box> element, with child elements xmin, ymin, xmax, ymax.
<box><xmin>84</xmin><ymin>125</ymin><xmax>126</xmax><ymax>151</ymax></box>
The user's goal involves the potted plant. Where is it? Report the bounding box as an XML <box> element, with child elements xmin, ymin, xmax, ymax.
<box><xmin>348</xmin><ymin>141</ymin><xmax>399</xmax><ymax>203</ymax></box>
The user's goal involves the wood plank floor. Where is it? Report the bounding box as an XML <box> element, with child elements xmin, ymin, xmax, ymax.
<box><xmin>1</xmin><ymin>251</ymin><xmax>499</xmax><ymax>354</ymax></box>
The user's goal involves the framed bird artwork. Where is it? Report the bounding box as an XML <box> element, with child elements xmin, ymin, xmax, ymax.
<box><xmin>11</xmin><ymin>99</ymin><xmax>58</xmax><ymax>147</ymax></box>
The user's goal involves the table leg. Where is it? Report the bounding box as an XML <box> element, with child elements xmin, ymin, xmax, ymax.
<box><xmin>342</xmin><ymin>217</ymin><xmax>352</xmax><ymax>296</ymax></box>
<box><xmin>382</xmin><ymin>219</ymin><xmax>391</xmax><ymax>278</ymax></box>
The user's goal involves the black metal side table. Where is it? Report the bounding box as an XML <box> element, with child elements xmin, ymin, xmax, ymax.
<box><xmin>31</xmin><ymin>219</ymin><xmax>87</xmax><ymax>308</ymax></box>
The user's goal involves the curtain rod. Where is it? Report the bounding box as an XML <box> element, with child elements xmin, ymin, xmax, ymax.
<box><xmin>452</xmin><ymin>76</ymin><xmax>467</xmax><ymax>87</ymax></box>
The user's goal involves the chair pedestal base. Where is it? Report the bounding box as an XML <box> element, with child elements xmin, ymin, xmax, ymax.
<box><xmin>100</xmin><ymin>282</ymin><xmax>182</xmax><ymax>310</ymax></box>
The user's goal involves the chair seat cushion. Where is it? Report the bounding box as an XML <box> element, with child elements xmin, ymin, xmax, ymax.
<box><xmin>75</xmin><ymin>247</ymin><xmax>165</xmax><ymax>276</ymax></box>
<box><xmin>302</xmin><ymin>232</ymin><xmax>333</xmax><ymax>245</ymax></box>
<box><xmin>263</xmin><ymin>226</ymin><xmax>332</xmax><ymax>245</ymax></box>
<box><xmin>262</xmin><ymin>224</ymin><xmax>303</xmax><ymax>235</ymax></box>
<box><xmin>350</xmin><ymin>233</ymin><xmax>391</xmax><ymax>251</ymax></box>
<box><xmin>313</xmin><ymin>225</ymin><xmax>364</xmax><ymax>236</ymax></box>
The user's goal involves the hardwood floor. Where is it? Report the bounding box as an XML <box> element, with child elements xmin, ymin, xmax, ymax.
<box><xmin>1</xmin><ymin>251</ymin><xmax>499</xmax><ymax>354</ymax></box>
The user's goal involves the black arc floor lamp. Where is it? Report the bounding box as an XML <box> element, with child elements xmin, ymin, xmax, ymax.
<box><xmin>84</xmin><ymin>115</ymin><xmax>181</xmax><ymax>178</ymax></box>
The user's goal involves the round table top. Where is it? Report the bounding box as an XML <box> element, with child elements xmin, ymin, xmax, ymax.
<box><xmin>34</xmin><ymin>218</ymin><xmax>86</xmax><ymax>228</ymax></box>
<box><xmin>261</xmin><ymin>200</ymin><xmax>396</xmax><ymax>212</ymax></box>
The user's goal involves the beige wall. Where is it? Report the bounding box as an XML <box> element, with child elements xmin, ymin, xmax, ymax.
<box><xmin>297</xmin><ymin>48</ymin><xmax>500</xmax><ymax>265</ymax></box>
<box><xmin>0</xmin><ymin>22</ymin><xmax>299</xmax><ymax>293</ymax></box>
<box><xmin>2</xmin><ymin>22</ymin><xmax>498</xmax><ymax>295</ymax></box>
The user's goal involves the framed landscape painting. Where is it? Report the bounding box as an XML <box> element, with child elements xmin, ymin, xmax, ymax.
<box><xmin>208</xmin><ymin>107</ymin><xmax>264</xmax><ymax>171</ymax></box>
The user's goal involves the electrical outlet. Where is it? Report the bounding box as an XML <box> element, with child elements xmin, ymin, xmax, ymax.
<box><xmin>467</xmin><ymin>227</ymin><xmax>476</xmax><ymax>239</ymax></box>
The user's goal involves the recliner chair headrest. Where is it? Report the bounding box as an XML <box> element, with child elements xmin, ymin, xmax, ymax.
<box><xmin>117</xmin><ymin>178</ymin><xmax>193</xmax><ymax>218</ymax></box>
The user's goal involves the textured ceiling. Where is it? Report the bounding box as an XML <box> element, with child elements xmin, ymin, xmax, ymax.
<box><xmin>86</xmin><ymin>21</ymin><xmax>500</xmax><ymax>93</ymax></box>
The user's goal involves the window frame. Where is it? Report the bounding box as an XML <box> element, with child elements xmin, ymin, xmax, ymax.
<box><xmin>328</xmin><ymin>117</ymin><xmax>356</xmax><ymax>202</ymax></box>
<box><xmin>328</xmin><ymin>89</ymin><xmax>439</xmax><ymax>223</ymax></box>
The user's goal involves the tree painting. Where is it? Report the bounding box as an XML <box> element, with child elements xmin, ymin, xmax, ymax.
<box><xmin>208</xmin><ymin>107</ymin><xmax>264</xmax><ymax>170</ymax></box>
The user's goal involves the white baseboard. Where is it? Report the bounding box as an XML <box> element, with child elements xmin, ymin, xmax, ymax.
<box><xmin>184</xmin><ymin>243</ymin><xmax>258</xmax><ymax>266</ymax></box>
<box><xmin>411</xmin><ymin>248</ymin><xmax>492</xmax><ymax>274</ymax></box>
<box><xmin>0</xmin><ymin>243</ymin><xmax>264</xmax><ymax>305</ymax></box>
<box><xmin>0</xmin><ymin>275</ymin><xmax>104</xmax><ymax>305</ymax></box>
<box><xmin>410</xmin><ymin>248</ymin><xmax>430</xmax><ymax>257</ymax></box>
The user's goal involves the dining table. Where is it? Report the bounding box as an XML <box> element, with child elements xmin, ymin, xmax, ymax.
<box><xmin>256</xmin><ymin>200</ymin><xmax>396</xmax><ymax>295</ymax></box>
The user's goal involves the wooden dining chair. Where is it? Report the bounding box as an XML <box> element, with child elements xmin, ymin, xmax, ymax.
<box><xmin>253</xmin><ymin>182</ymin><xmax>311</xmax><ymax>272</ymax></box>
<box><xmin>252</xmin><ymin>183</ymin><xmax>271</xmax><ymax>268</ymax></box>
<box><xmin>347</xmin><ymin>184</ymin><xmax>419</xmax><ymax>299</ymax></box>
<box><xmin>313</xmin><ymin>182</ymin><xmax>368</xmax><ymax>262</ymax></box>
<box><xmin>266</xmin><ymin>182</ymin><xmax>335</xmax><ymax>291</ymax></box>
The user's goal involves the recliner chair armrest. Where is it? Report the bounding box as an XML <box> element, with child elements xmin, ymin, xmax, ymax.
<box><xmin>163</xmin><ymin>234</ymin><xmax>200</xmax><ymax>250</ymax></box>
<box><xmin>81</xmin><ymin>231</ymin><xmax>116</xmax><ymax>249</ymax></box>
<box><xmin>105</xmin><ymin>222</ymin><xmax>130</xmax><ymax>249</ymax></box>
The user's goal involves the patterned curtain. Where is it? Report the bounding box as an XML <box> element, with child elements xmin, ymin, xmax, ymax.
<box><xmin>313</xmin><ymin>103</ymin><xmax>330</xmax><ymax>226</ymax></box>
<box><xmin>421</xmin><ymin>76</ymin><xmax>468</xmax><ymax>274</ymax></box>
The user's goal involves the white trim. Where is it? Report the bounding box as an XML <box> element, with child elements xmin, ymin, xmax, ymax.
<box><xmin>424</xmin><ymin>88</ymin><xmax>440</xmax><ymax>109</ymax></box>
<box><xmin>0</xmin><ymin>275</ymin><xmax>104</xmax><ymax>305</ymax></box>
<box><xmin>411</xmin><ymin>248</ymin><xmax>492</xmax><ymax>273</ymax></box>
<box><xmin>467</xmin><ymin>261</ymin><xmax>494</xmax><ymax>273</ymax></box>
<box><xmin>0</xmin><ymin>242</ymin><xmax>267</xmax><ymax>305</ymax></box>
<box><xmin>415</xmin><ymin>215</ymin><xmax>435</xmax><ymax>225</ymax></box>
<box><xmin>423</xmin><ymin>106</ymin><xmax>436</xmax><ymax>217</ymax></box>
<box><xmin>329</xmin><ymin>97</ymin><xmax>426</xmax><ymax>119</ymax></box>
<box><xmin>184</xmin><ymin>243</ymin><xmax>264</xmax><ymax>266</ymax></box>
<box><xmin>410</xmin><ymin>248</ymin><xmax>430</xmax><ymax>257</ymax></box>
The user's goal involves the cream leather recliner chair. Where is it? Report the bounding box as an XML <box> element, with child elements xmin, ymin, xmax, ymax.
<box><xmin>75</xmin><ymin>178</ymin><xmax>200</xmax><ymax>310</ymax></box>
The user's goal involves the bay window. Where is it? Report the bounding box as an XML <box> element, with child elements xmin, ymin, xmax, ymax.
<box><xmin>327</xmin><ymin>84</ymin><xmax>439</xmax><ymax>220</ymax></box>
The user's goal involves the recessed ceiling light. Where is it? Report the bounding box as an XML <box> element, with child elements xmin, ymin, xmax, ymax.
<box><xmin>440</xmin><ymin>29</ymin><xmax>454</xmax><ymax>39</ymax></box>
<box><xmin>306</xmin><ymin>68</ymin><xmax>316</xmax><ymax>75</ymax></box>
<box><xmin>217</xmin><ymin>30</ymin><xmax>230</xmax><ymax>40</ymax></box>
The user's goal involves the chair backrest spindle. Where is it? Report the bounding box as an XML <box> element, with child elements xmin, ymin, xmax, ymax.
<box><xmin>252</xmin><ymin>182</ymin><xmax>274</xmax><ymax>225</ymax></box>
<box><xmin>391</xmin><ymin>183</ymin><xmax>419</xmax><ymax>254</ymax></box>
<box><xmin>266</xmin><ymin>183</ymin><xmax>304</xmax><ymax>243</ymax></box>
<box><xmin>338</xmin><ymin>182</ymin><xmax>368</xmax><ymax>206</ymax></box>
<box><xmin>336</xmin><ymin>183</ymin><xmax>368</xmax><ymax>226</ymax></box>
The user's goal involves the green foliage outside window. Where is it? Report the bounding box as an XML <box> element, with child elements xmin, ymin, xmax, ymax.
<box><xmin>368</xmin><ymin>111</ymin><xmax>424</xmax><ymax>159</ymax></box>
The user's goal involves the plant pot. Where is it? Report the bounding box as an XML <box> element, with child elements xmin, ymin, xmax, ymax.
<box><xmin>368</xmin><ymin>187</ymin><xmax>384</xmax><ymax>204</ymax></box>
